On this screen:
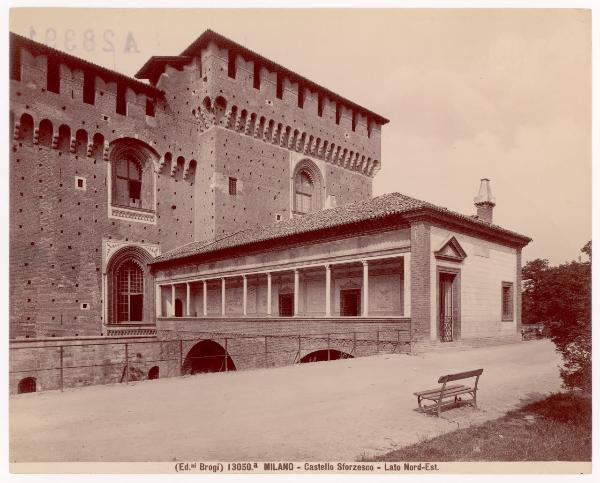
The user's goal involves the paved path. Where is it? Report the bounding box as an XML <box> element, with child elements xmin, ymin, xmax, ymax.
<box><xmin>10</xmin><ymin>340</ymin><xmax>562</xmax><ymax>462</ymax></box>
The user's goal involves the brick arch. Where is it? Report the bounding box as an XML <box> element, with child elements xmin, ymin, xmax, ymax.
<box><xmin>182</xmin><ymin>340</ymin><xmax>236</xmax><ymax>375</ymax></box>
<box><xmin>109</xmin><ymin>137</ymin><xmax>160</xmax><ymax>171</ymax></box>
<box><xmin>18</xmin><ymin>113</ymin><xmax>34</xmax><ymax>145</ymax></box>
<box><xmin>106</xmin><ymin>245</ymin><xmax>155</xmax><ymax>326</ymax></box>
<box><xmin>299</xmin><ymin>349</ymin><xmax>354</xmax><ymax>364</ymax></box>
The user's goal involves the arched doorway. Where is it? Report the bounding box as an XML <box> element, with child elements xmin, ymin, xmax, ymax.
<box><xmin>182</xmin><ymin>340</ymin><xmax>236</xmax><ymax>375</ymax></box>
<box><xmin>299</xmin><ymin>350</ymin><xmax>354</xmax><ymax>364</ymax></box>
<box><xmin>18</xmin><ymin>377</ymin><xmax>37</xmax><ymax>394</ymax></box>
<box><xmin>148</xmin><ymin>366</ymin><xmax>160</xmax><ymax>380</ymax></box>
<box><xmin>174</xmin><ymin>298</ymin><xmax>183</xmax><ymax>317</ymax></box>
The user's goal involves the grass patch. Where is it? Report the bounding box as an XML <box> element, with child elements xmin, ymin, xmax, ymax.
<box><xmin>367</xmin><ymin>392</ymin><xmax>591</xmax><ymax>461</ymax></box>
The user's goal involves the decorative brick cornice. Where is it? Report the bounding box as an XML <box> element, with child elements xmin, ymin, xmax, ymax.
<box><xmin>190</xmin><ymin>102</ymin><xmax>380</xmax><ymax>178</ymax></box>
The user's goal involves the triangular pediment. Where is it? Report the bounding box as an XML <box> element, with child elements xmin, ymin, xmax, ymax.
<box><xmin>434</xmin><ymin>236</ymin><xmax>467</xmax><ymax>262</ymax></box>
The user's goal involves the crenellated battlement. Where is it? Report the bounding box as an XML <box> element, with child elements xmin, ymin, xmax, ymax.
<box><xmin>11</xmin><ymin>34</ymin><xmax>163</xmax><ymax>122</ymax></box>
<box><xmin>136</xmin><ymin>30</ymin><xmax>387</xmax><ymax>174</ymax></box>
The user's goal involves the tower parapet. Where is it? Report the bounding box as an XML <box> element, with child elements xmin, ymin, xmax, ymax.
<box><xmin>136</xmin><ymin>29</ymin><xmax>388</xmax><ymax>178</ymax></box>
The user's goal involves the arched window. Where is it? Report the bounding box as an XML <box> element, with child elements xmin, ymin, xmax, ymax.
<box><xmin>295</xmin><ymin>170</ymin><xmax>314</xmax><ymax>214</ymax></box>
<box><xmin>114</xmin><ymin>157</ymin><xmax>142</xmax><ymax>208</ymax></box>
<box><xmin>116</xmin><ymin>260</ymin><xmax>144</xmax><ymax>322</ymax></box>
<box><xmin>106</xmin><ymin>245</ymin><xmax>154</xmax><ymax>326</ymax></box>
<box><xmin>292</xmin><ymin>160</ymin><xmax>323</xmax><ymax>215</ymax></box>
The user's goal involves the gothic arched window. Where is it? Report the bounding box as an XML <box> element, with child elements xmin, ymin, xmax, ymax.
<box><xmin>114</xmin><ymin>157</ymin><xmax>142</xmax><ymax>208</ymax></box>
<box><xmin>116</xmin><ymin>260</ymin><xmax>144</xmax><ymax>322</ymax></box>
<box><xmin>294</xmin><ymin>170</ymin><xmax>314</xmax><ymax>214</ymax></box>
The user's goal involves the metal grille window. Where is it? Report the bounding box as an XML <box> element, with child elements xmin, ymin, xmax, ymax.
<box><xmin>294</xmin><ymin>170</ymin><xmax>313</xmax><ymax>214</ymax></box>
<box><xmin>116</xmin><ymin>260</ymin><xmax>144</xmax><ymax>322</ymax></box>
<box><xmin>115</xmin><ymin>158</ymin><xmax>142</xmax><ymax>208</ymax></box>
<box><xmin>502</xmin><ymin>282</ymin><xmax>514</xmax><ymax>321</ymax></box>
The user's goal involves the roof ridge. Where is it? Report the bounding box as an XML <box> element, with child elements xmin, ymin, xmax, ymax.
<box><xmin>152</xmin><ymin>191</ymin><xmax>530</xmax><ymax>265</ymax></box>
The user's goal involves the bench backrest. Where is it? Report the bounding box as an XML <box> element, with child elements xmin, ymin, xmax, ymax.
<box><xmin>438</xmin><ymin>368</ymin><xmax>483</xmax><ymax>384</ymax></box>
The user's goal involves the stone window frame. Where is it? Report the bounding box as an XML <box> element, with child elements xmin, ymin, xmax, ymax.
<box><xmin>501</xmin><ymin>281</ymin><xmax>514</xmax><ymax>322</ymax></box>
<box><xmin>74</xmin><ymin>176</ymin><xmax>87</xmax><ymax>191</ymax></box>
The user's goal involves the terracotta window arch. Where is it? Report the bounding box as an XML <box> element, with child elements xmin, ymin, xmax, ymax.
<box><xmin>106</xmin><ymin>246</ymin><xmax>154</xmax><ymax>325</ymax></box>
<box><xmin>292</xmin><ymin>160</ymin><xmax>323</xmax><ymax>214</ymax></box>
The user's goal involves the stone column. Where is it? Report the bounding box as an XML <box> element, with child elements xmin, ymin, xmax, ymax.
<box><xmin>294</xmin><ymin>269</ymin><xmax>300</xmax><ymax>316</ymax></box>
<box><xmin>221</xmin><ymin>278</ymin><xmax>226</xmax><ymax>316</ymax></box>
<box><xmin>184</xmin><ymin>283</ymin><xmax>190</xmax><ymax>316</ymax></box>
<box><xmin>171</xmin><ymin>284</ymin><xmax>176</xmax><ymax>317</ymax></box>
<box><xmin>155</xmin><ymin>284</ymin><xmax>162</xmax><ymax>318</ymax></box>
<box><xmin>403</xmin><ymin>253</ymin><xmax>411</xmax><ymax>318</ymax></box>
<box><xmin>202</xmin><ymin>280</ymin><xmax>208</xmax><ymax>317</ymax></box>
<box><xmin>242</xmin><ymin>275</ymin><xmax>248</xmax><ymax>316</ymax></box>
<box><xmin>267</xmin><ymin>272</ymin><xmax>272</xmax><ymax>316</ymax></box>
<box><xmin>362</xmin><ymin>261</ymin><xmax>369</xmax><ymax>317</ymax></box>
<box><xmin>325</xmin><ymin>264</ymin><xmax>331</xmax><ymax>317</ymax></box>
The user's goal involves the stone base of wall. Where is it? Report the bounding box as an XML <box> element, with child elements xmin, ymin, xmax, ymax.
<box><xmin>412</xmin><ymin>332</ymin><xmax>522</xmax><ymax>354</ymax></box>
<box><xmin>9</xmin><ymin>336</ymin><xmax>168</xmax><ymax>395</ymax></box>
<box><xmin>10</xmin><ymin>318</ymin><xmax>414</xmax><ymax>394</ymax></box>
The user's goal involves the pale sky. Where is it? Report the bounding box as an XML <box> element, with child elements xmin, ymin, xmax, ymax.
<box><xmin>10</xmin><ymin>8</ymin><xmax>592</xmax><ymax>264</ymax></box>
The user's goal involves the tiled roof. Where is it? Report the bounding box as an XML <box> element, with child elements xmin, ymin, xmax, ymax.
<box><xmin>152</xmin><ymin>192</ymin><xmax>530</xmax><ymax>265</ymax></box>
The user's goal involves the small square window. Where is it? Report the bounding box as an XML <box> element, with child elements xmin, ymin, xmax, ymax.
<box><xmin>276</xmin><ymin>214</ymin><xmax>282</xmax><ymax>222</ymax></box>
<box><xmin>80</xmin><ymin>302</ymin><xmax>90</xmax><ymax>310</ymax></box>
<box><xmin>75</xmin><ymin>176</ymin><xmax>86</xmax><ymax>191</ymax></box>
<box><xmin>229</xmin><ymin>177</ymin><xmax>237</xmax><ymax>196</ymax></box>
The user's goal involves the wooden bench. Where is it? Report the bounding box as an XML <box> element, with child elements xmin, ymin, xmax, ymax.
<box><xmin>414</xmin><ymin>369</ymin><xmax>483</xmax><ymax>417</ymax></box>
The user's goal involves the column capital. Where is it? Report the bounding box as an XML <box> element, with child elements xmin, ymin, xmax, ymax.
<box><xmin>361</xmin><ymin>259</ymin><xmax>369</xmax><ymax>267</ymax></box>
<box><xmin>324</xmin><ymin>263</ymin><xmax>331</xmax><ymax>270</ymax></box>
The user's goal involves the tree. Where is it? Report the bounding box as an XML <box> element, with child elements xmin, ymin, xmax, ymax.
<box><xmin>521</xmin><ymin>242</ymin><xmax>591</xmax><ymax>391</ymax></box>
<box><xmin>521</xmin><ymin>258</ymin><xmax>550</xmax><ymax>325</ymax></box>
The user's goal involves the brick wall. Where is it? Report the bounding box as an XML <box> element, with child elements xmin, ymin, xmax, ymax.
<box><xmin>409</xmin><ymin>221</ymin><xmax>431</xmax><ymax>339</ymax></box>
<box><xmin>10</xmin><ymin>34</ymin><xmax>381</xmax><ymax>339</ymax></box>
